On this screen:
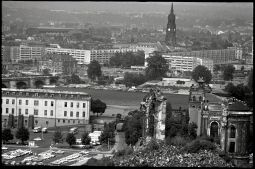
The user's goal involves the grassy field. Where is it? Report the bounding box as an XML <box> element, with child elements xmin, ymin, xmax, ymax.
<box><xmin>53</xmin><ymin>87</ymin><xmax>221</xmax><ymax>109</ymax></box>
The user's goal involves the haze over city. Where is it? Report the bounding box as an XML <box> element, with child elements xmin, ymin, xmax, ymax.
<box><xmin>1</xmin><ymin>1</ymin><xmax>253</xmax><ymax>167</ymax></box>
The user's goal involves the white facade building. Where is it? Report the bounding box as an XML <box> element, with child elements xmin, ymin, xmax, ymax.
<box><xmin>2</xmin><ymin>88</ymin><xmax>91</xmax><ymax>128</ymax></box>
<box><xmin>45</xmin><ymin>47</ymin><xmax>91</xmax><ymax>65</ymax></box>
<box><xmin>19</xmin><ymin>45</ymin><xmax>45</xmax><ymax>61</ymax></box>
<box><xmin>162</xmin><ymin>55</ymin><xmax>214</xmax><ymax>73</ymax></box>
<box><xmin>90</xmin><ymin>48</ymin><xmax>138</xmax><ymax>65</ymax></box>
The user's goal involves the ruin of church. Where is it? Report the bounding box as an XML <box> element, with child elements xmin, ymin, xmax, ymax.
<box><xmin>188</xmin><ymin>77</ymin><xmax>253</xmax><ymax>166</ymax></box>
<box><xmin>140</xmin><ymin>88</ymin><xmax>167</xmax><ymax>140</ymax></box>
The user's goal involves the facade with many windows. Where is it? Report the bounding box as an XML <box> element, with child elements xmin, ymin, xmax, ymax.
<box><xmin>45</xmin><ymin>47</ymin><xmax>91</xmax><ymax>65</ymax></box>
<box><xmin>163</xmin><ymin>48</ymin><xmax>236</xmax><ymax>65</ymax></box>
<box><xmin>1</xmin><ymin>88</ymin><xmax>91</xmax><ymax>128</ymax></box>
<box><xmin>38</xmin><ymin>53</ymin><xmax>77</xmax><ymax>75</ymax></box>
<box><xmin>162</xmin><ymin>55</ymin><xmax>214</xmax><ymax>72</ymax></box>
<box><xmin>45</xmin><ymin>47</ymin><xmax>138</xmax><ymax>65</ymax></box>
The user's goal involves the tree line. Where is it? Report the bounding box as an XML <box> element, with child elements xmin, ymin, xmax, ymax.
<box><xmin>109</xmin><ymin>51</ymin><xmax>145</xmax><ymax>68</ymax></box>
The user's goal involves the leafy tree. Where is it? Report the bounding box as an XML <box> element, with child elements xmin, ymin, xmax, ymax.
<box><xmin>91</xmin><ymin>99</ymin><xmax>107</xmax><ymax>116</ymax></box>
<box><xmin>50</xmin><ymin>76</ymin><xmax>59</xmax><ymax>84</ymax></box>
<box><xmin>213</xmin><ymin>65</ymin><xmax>221</xmax><ymax>72</ymax></box>
<box><xmin>2</xmin><ymin>128</ymin><xmax>14</xmax><ymax>143</ymax></box>
<box><xmin>109</xmin><ymin>52</ymin><xmax>122</xmax><ymax>67</ymax></box>
<box><xmin>188</xmin><ymin>122</ymin><xmax>198</xmax><ymax>140</ymax></box>
<box><xmin>192</xmin><ymin>65</ymin><xmax>212</xmax><ymax>84</ymax></box>
<box><xmin>87</xmin><ymin>60</ymin><xmax>102</xmax><ymax>81</ymax></box>
<box><xmin>123</xmin><ymin>110</ymin><xmax>144</xmax><ymax>145</ymax></box>
<box><xmin>223</xmin><ymin>64</ymin><xmax>235</xmax><ymax>81</ymax></box>
<box><xmin>15</xmin><ymin>127</ymin><xmax>29</xmax><ymax>144</ymax></box>
<box><xmin>99</xmin><ymin>122</ymin><xmax>116</xmax><ymax>145</ymax></box>
<box><xmin>53</xmin><ymin>129</ymin><xmax>63</xmax><ymax>144</ymax></box>
<box><xmin>34</xmin><ymin>80</ymin><xmax>44</xmax><ymax>88</ymax></box>
<box><xmin>42</xmin><ymin>68</ymin><xmax>51</xmax><ymax>76</ymax></box>
<box><xmin>224</xmin><ymin>83</ymin><xmax>235</xmax><ymax>94</ymax></box>
<box><xmin>145</xmin><ymin>51</ymin><xmax>168</xmax><ymax>80</ymax></box>
<box><xmin>123</xmin><ymin>72</ymin><xmax>146</xmax><ymax>87</ymax></box>
<box><xmin>66</xmin><ymin>133</ymin><xmax>76</xmax><ymax>147</ymax></box>
<box><xmin>109</xmin><ymin>51</ymin><xmax>145</xmax><ymax>68</ymax></box>
<box><xmin>68</xmin><ymin>73</ymin><xmax>81</xmax><ymax>84</ymax></box>
<box><xmin>81</xmin><ymin>132</ymin><xmax>91</xmax><ymax>145</ymax></box>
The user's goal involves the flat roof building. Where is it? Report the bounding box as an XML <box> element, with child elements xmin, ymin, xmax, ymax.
<box><xmin>1</xmin><ymin>88</ymin><xmax>91</xmax><ymax>129</ymax></box>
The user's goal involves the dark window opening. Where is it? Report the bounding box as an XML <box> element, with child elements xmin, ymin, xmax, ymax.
<box><xmin>229</xmin><ymin>142</ymin><xmax>235</xmax><ymax>153</ymax></box>
<box><xmin>230</xmin><ymin>126</ymin><xmax>236</xmax><ymax>138</ymax></box>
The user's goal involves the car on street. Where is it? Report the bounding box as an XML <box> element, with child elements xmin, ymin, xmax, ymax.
<box><xmin>33</xmin><ymin>126</ymin><xmax>42</xmax><ymax>133</ymax></box>
<box><xmin>69</xmin><ymin>127</ymin><xmax>78</xmax><ymax>134</ymax></box>
<box><xmin>42</xmin><ymin>127</ymin><xmax>48</xmax><ymax>133</ymax></box>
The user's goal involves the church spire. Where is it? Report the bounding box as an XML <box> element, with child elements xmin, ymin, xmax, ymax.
<box><xmin>170</xmin><ymin>3</ymin><xmax>174</xmax><ymax>14</ymax></box>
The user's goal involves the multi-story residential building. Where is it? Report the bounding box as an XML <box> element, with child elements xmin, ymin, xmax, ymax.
<box><xmin>45</xmin><ymin>47</ymin><xmax>91</xmax><ymax>65</ymax></box>
<box><xmin>45</xmin><ymin>46</ymin><xmax>138</xmax><ymax>65</ymax></box>
<box><xmin>8</xmin><ymin>45</ymin><xmax>45</xmax><ymax>62</ymax></box>
<box><xmin>2</xmin><ymin>46</ymin><xmax>11</xmax><ymax>73</ymax></box>
<box><xmin>196</xmin><ymin>57</ymin><xmax>214</xmax><ymax>72</ymax></box>
<box><xmin>10</xmin><ymin>46</ymin><xmax>20</xmax><ymax>63</ymax></box>
<box><xmin>1</xmin><ymin>46</ymin><xmax>11</xmax><ymax>63</ymax></box>
<box><xmin>162</xmin><ymin>55</ymin><xmax>214</xmax><ymax>72</ymax></box>
<box><xmin>163</xmin><ymin>48</ymin><xmax>236</xmax><ymax>65</ymax></box>
<box><xmin>20</xmin><ymin>45</ymin><xmax>45</xmax><ymax>61</ymax></box>
<box><xmin>38</xmin><ymin>53</ymin><xmax>77</xmax><ymax>75</ymax></box>
<box><xmin>1</xmin><ymin>88</ymin><xmax>91</xmax><ymax>128</ymax></box>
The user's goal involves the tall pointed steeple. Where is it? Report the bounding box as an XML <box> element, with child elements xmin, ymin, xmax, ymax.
<box><xmin>165</xmin><ymin>2</ymin><xmax>176</xmax><ymax>47</ymax></box>
<box><xmin>171</xmin><ymin>3</ymin><xmax>174</xmax><ymax>14</ymax></box>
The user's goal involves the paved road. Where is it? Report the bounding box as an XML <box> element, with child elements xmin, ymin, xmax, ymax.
<box><xmin>112</xmin><ymin>132</ymin><xmax>128</xmax><ymax>152</ymax></box>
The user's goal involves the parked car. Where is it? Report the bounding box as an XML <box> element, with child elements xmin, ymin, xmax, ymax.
<box><xmin>71</xmin><ymin>144</ymin><xmax>86</xmax><ymax>149</ymax></box>
<box><xmin>69</xmin><ymin>127</ymin><xmax>78</xmax><ymax>134</ymax></box>
<box><xmin>42</xmin><ymin>127</ymin><xmax>47</xmax><ymax>133</ymax></box>
<box><xmin>33</xmin><ymin>126</ymin><xmax>42</xmax><ymax>133</ymax></box>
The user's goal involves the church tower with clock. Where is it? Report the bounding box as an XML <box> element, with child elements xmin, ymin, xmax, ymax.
<box><xmin>165</xmin><ymin>3</ymin><xmax>176</xmax><ymax>46</ymax></box>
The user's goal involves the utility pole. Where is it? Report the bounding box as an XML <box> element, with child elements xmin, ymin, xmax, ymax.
<box><xmin>108</xmin><ymin>137</ymin><xmax>110</xmax><ymax>150</ymax></box>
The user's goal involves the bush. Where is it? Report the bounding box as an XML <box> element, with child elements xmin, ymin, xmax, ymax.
<box><xmin>183</xmin><ymin>139</ymin><xmax>216</xmax><ymax>153</ymax></box>
<box><xmin>115</xmin><ymin>149</ymin><xmax>126</xmax><ymax>157</ymax></box>
<box><xmin>2</xmin><ymin>128</ymin><xmax>14</xmax><ymax>143</ymax></box>
<box><xmin>81</xmin><ymin>132</ymin><xmax>91</xmax><ymax>145</ymax></box>
<box><xmin>85</xmin><ymin>157</ymin><xmax>114</xmax><ymax>166</ymax></box>
<box><xmin>145</xmin><ymin>138</ymin><xmax>160</xmax><ymax>151</ymax></box>
<box><xmin>15</xmin><ymin>127</ymin><xmax>29</xmax><ymax>144</ymax></box>
<box><xmin>53</xmin><ymin>130</ymin><xmax>63</xmax><ymax>144</ymax></box>
<box><xmin>199</xmin><ymin>135</ymin><xmax>214</xmax><ymax>142</ymax></box>
<box><xmin>166</xmin><ymin>136</ymin><xmax>189</xmax><ymax>147</ymax></box>
<box><xmin>66</xmin><ymin>133</ymin><xmax>76</xmax><ymax>147</ymax></box>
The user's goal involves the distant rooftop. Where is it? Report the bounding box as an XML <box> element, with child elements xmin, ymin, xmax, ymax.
<box><xmin>2</xmin><ymin>88</ymin><xmax>89</xmax><ymax>96</ymax></box>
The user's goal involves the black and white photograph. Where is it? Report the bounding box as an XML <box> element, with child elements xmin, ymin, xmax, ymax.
<box><xmin>1</xmin><ymin>1</ymin><xmax>253</xmax><ymax>167</ymax></box>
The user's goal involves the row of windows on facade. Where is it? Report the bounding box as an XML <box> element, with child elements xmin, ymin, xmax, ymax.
<box><xmin>4</xmin><ymin>99</ymin><xmax>86</xmax><ymax>108</ymax></box>
<box><xmin>5</xmin><ymin>108</ymin><xmax>86</xmax><ymax>117</ymax></box>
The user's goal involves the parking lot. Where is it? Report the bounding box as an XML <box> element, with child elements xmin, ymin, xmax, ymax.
<box><xmin>2</xmin><ymin>126</ymin><xmax>106</xmax><ymax>166</ymax></box>
<box><xmin>2</xmin><ymin>146</ymin><xmax>96</xmax><ymax>166</ymax></box>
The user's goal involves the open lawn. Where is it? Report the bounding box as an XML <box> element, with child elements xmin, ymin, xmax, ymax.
<box><xmin>53</xmin><ymin>87</ymin><xmax>221</xmax><ymax>109</ymax></box>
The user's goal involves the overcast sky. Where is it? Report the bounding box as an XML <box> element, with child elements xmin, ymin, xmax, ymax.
<box><xmin>3</xmin><ymin>1</ymin><xmax>253</xmax><ymax>14</ymax></box>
